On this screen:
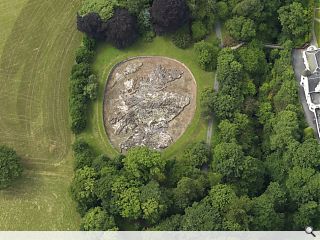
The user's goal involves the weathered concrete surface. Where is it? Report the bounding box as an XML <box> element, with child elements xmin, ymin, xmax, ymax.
<box><xmin>104</xmin><ymin>57</ymin><xmax>197</xmax><ymax>152</ymax></box>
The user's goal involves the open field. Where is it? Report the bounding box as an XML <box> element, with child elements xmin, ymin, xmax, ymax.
<box><xmin>79</xmin><ymin>37</ymin><xmax>215</xmax><ymax>160</ymax></box>
<box><xmin>0</xmin><ymin>0</ymin><xmax>81</xmax><ymax>230</ymax></box>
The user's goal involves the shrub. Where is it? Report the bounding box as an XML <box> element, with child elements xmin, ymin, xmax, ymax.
<box><xmin>171</xmin><ymin>25</ymin><xmax>192</xmax><ymax>49</ymax></box>
<box><xmin>75</xmin><ymin>46</ymin><xmax>94</xmax><ymax>64</ymax></box>
<box><xmin>82</xmin><ymin>36</ymin><xmax>97</xmax><ymax>51</ymax></box>
<box><xmin>0</xmin><ymin>145</ymin><xmax>23</xmax><ymax>189</ymax></box>
<box><xmin>191</xmin><ymin>20</ymin><xmax>207</xmax><ymax>41</ymax></box>
<box><xmin>73</xmin><ymin>139</ymin><xmax>95</xmax><ymax>169</ymax></box>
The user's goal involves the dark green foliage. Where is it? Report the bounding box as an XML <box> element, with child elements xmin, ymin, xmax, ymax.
<box><xmin>213</xmin><ymin>142</ymin><xmax>244</xmax><ymax>182</ymax></box>
<box><xmin>151</xmin><ymin>0</ymin><xmax>189</xmax><ymax>35</ymax></box>
<box><xmin>82</xmin><ymin>36</ymin><xmax>97</xmax><ymax>51</ymax></box>
<box><xmin>183</xmin><ymin>142</ymin><xmax>210</xmax><ymax>167</ymax></box>
<box><xmin>278</xmin><ymin>2</ymin><xmax>311</xmax><ymax>42</ymax></box>
<box><xmin>0</xmin><ymin>145</ymin><xmax>22</xmax><ymax>189</ymax></box>
<box><xmin>194</xmin><ymin>40</ymin><xmax>220</xmax><ymax>71</ymax></box>
<box><xmin>72</xmin><ymin>139</ymin><xmax>95</xmax><ymax>169</ymax></box>
<box><xmin>171</xmin><ymin>25</ymin><xmax>192</xmax><ymax>49</ymax></box>
<box><xmin>75</xmin><ymin>46</ymin><xmax>94</xmax><ymax>64</ymax></box>
<box><xmin>250</xmin><ymin>194</ymin><xmax>284</xmax><ymax>230</ymax></box>
<box><xmin>106</xmin><ymin>8</ymin><xmax>139</xmax><ymax>49</ymax></box>
<box><xmin>212</xmin><ymin>93</ymin><xmax>238</xmax><ymax>120</ymax></box>
<box><xmin>226</xmin><ymin>16</ymin><xmax>256</xmax><ymax>41</ymax></box>
<box><xmin>191</xmin><ymin>20</ymin><xmax>207</xmax><ymax>41</ymax></box>
<box><xmin>291</xmin><ymin>139</ymin><xmax>320</xmax><ymax>169</ymax></box>
<box><xmin>70</xmin><ymin>166</ymin><xmax>98</xmax><ymax>215</ymax></box>
<box><xmin>149</xmin><ymin>214</ymin><xmax>182</xmax><ymax>230</ymax></box>
<box><xmin>140</xmin><ymin>181</ymin><xmax>167</xmax><ymax>223</ymax></box>
<box><xmin>172</xmin><ymin>177</ymin><xmax>205</xmax><ymax>210</ymax></box>
<box><xmin>123</xmin><ymin>147</ymin><xmax>166</xmax><ymax>182</ymax></box>
<box><xmin>81</xmin><ymin>207</ymin><xmax>118</xmax><ymax>230</ymax></box>
<box><xmin>286</xmin><ymin>167</ymin><xmax>320</xmax><ymax>205</ymax></box>
<box><xmin>200</xmin><ymin>87</ymin><xmax>215</xmax><ymax>119</ymax></box>
<box><xmin>293</xmin><ymin>201</ymin><xmax>320</xmax><ymax>229</ymax></box>
<box><xmin>77</xmin><ymin>12</ymin><xmax>104</xmax><ymax>39</ymax></box>
<box><xmin>232</xmin><ymin>0</ymin><xmax>263</xmax><ymax>20</ymax></box>
<box><xmin>181</xmin><ymin>184</ymin><xmax>249</xmax><ymax>230</ymax></box>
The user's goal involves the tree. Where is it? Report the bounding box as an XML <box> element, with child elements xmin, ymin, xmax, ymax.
<box><xmin>70</xmin><ymin>166</ymin><xmax>98</xmax><ymax>214</ymax></box>
<box><xmin>217</xmin><ymin>49</ymin><xmax>243</xmax><ymax>87</ymax></box>
<box><xmin>291</xmin><ymin>139</ymin><xmax>320</xmax><ymax>169</ymax></box>
<box><xmin>106</xmin><ymin>8</ymin><xmax>139</xmax><ymax>49</ymax></box>
<box><xmin>278</xmin><ymin>2</ymin><xmax>311</xmax><ymax>40</ymax></box>
<box><xmin>293</xmin><ymin>201</ymin><xmax>320</xmax><ymax>229</ymax></box>
<box><xmin>75</xmin><ymin>46</ymin><xmax>94</xmax><ymax>64</ymax></box>
<box><xmin>118</xmin><ymin>0</ymin><xmax>151</xmax><ymax>15</ymax></box>
<box><xmin>81</xmin><ymin>207</ymin><xmax>118</xmax><ymax>230</ymax></box>
<box><xmin>213</xmin><ymin>142</ymin><xmax>244</xmax><ymax>182</ymax></box>
<box><xmin>140</xmin><ymin>181</ymin><xmax>167</xmax><ymax>223</ymax></box>
<box><xmin>123</xmin><ymin>147</ymin><xmax>166</xmax><ymax>182</ymax></box>
<box><xmin>72</xmin><ymin>139</ymin><xmax>95</xmax><ymax>170</ymax></box>
<box><xmin>269</xmin><ymin>110</ymin><xmax>300</xmax><ymax>150</ymax></box>
<box><xmin>212</xmin><ymin>93</ymin><xmax>238</xmax><ymax>120</ymax></box>
<box><xmin>191</xmin><ymin>21</ymin><xmax>207</xmax><ymax>41</ymax></box>
<box><xmin>77</xmin><ymin>12</ymin><xmax>104</xmax><ymax>39</ymax></box>
<box><xmin>171</xmin><ymin>25</ymin><xmax>192</xmax><ymax>49</ymax></box>
<box><xmin>183</xmin><ymin>142</ymin><xmax>210</xmax><ymax>167</ymax></box>
<box><xmin>216</xmin><ymin>1</ymin><xmax>229</xmax><ymax>20</ymax></box>
<box><xmin>273</xmin><ymin>80</ymin><xmax>298</xmax><ymax>112</ymax></box>
<box><xmin>237</xmin><ymin>43</ymin><xmax>267</xmax><ymax>76</ymax></box>
<box><xmin>111</xmin><ymin>176</ymin><xmax>142</xmax><ymax>219</ymax></box>
<box><xmin>149</xmin><ymin>214</ymin><xmax>182</xmax><ymax>230</ymax></box>
<box><xmin>286</xmin><ymin>167</ymin><xmax>316</xmax><ymax>205</ymax></box>
<box><xmin>0</xmin><ymin>145</ymin><xmax>22</xmax><ymax>189</ymax></box>
<box><xmin>181</xmin><ymin>197</ymin><xmax>221</xmax><ymax>230</ymax></box>
<box><xmin>194</xmin><ymin>40</ymin><xmax>219</xmax><ymax>71</ymax></box>
<box><xmin>200</xmin><ymin>87</ymin><xmax>215</xmax><ymax>119</ymax></box>
<box><xmin>151</xmin><ymin>0</ymin><xmax>189</xmax><ymax>34</ymax></box>
<box><xmin>250</xmin><ymin>194</ymin><xmax>284</xmax><ymax>230</ymax></box>
<box><xmin>181</xmin><ymin>184</ymin><xmax>244</xmax><ymax>230</ymax></box>
<box><xmin>218</xmin><ymin>120</ymin><xmax>238</xmax><ymax>143</ymax></box>
<box><xmin>173</xmin><ymin>177</ymin><xmax>205</xmax><ymax>210</ymax></box>
<box><xmin>226</xmin><ymin>16</ymin><xmax>256</xmax><ymax>41</ymax></box>
<box><xmin>232</xmin><ymin>0</ymin><xmax>263</xmax><ymax>20</ymax></box>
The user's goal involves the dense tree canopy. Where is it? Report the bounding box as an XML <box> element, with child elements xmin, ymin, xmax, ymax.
<box><xmin>151</xmin><ymin>0</ymin><xmax>189</xmax><ymax>34</ymax></box>
<box><xmin>226</xmin><ymin>16</ymin><xmax>256</xmax><ymax>42</ymax></box>
<box><xmin>0</xmin><ymin>145</ymin><xmax>22</xmax><ymax>189</ymax></box>
<box><xmin>278</xmin><ymin>2</ymin><xmax>311</xmax><ymax>40</ymax></box>
<box><xmin>105</xmin><ymin>8</ymin><xmax>139</xmax><ymax>49</ymax></box>
<box><xmin>71</xmin><ymin>0</ymin><xmax>317</xmax><ymax>232</ymax></box>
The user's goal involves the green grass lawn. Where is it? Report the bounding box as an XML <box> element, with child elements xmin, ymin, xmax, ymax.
<box><xmin>79</xmin><ymin>37</ymin><xmax>215</xmax><ymax>160</ymax></box>
<box><xmin>0</xmin><ymin>0</ymin><xmax>81</xmax><ymax>230</ymax></box>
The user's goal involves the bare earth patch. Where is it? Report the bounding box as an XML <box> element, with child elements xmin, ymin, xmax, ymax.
<box><xmin>103</xmin><ymin>56</ymin><xmax>197</xmax><ymax>152</ymax></box>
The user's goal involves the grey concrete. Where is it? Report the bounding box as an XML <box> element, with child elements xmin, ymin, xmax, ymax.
<box><xmin>292</xmin><ymin>49</ymin><xmax>318</xmax><ymax>134</ymax></box>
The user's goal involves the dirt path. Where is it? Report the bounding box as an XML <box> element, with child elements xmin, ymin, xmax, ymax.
<box><xmin>206</xmin><ymin>21</ymin><xmax>223</xmax><ymax>147</ymax></box>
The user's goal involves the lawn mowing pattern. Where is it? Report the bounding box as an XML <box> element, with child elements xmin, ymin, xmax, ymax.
<box><xmin>0</xmin><ymin>0</ymin><xmax>81</xmax><ymax>230</ymax></box>
<box><xmin>79</xmin><ymin>37</ymin><xmax>215</xmax><ymax>160</ymax></box>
